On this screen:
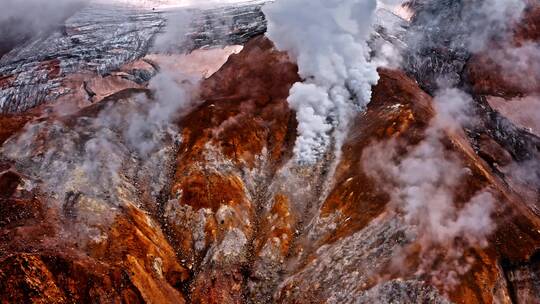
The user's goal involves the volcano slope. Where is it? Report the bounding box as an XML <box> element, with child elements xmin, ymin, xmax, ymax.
<box><xmin>1</xmin><ymin>2</ymin><xmax>540</xmax><ymax>304</ymax></box>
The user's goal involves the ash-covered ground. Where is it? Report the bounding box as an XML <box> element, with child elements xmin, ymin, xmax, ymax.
<box><xmin>0</xmin><ymin>0</ymin><xmax>266</xmax><ymax>113</ymax></box>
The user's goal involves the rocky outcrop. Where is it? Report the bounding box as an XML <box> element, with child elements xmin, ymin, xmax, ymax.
<box><xmin>1</xmin><ymin>2</ymin><xmax>540</xmax><ymax>303</ymax></box>
<box><xmin>2</xmin><ymin>31</ymin><xmax>540</xmax><ymax>303</ymax></box>
<box><xmin>0</xmin><ymin>1</ymin><xmax>267</xmax><ymax>114</ymax></box>
<box><xmin>0</xmin><ymin>89</ymin><xmax>189</xmax><ymax>303</ymax></box>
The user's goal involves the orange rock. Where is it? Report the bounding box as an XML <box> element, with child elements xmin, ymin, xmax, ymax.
<box><xmin>1</xmin><ymin>33</ymin><xmax>540</xmax><ymax>303</ymax></box>
<box><xmin>467</xmin><ymin>2</ymin><xmax>540</xmax><ymax>97</ymax></box>
<box><xmin>0</xmin><ymin>113</ymin><xmax>34</xmax><ymax>145</ymax></box>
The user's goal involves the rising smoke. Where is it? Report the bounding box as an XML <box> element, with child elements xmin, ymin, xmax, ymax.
<box><xmin>0</xmin><ymin>0</ymin><xmax>87</xmax><ymax>56</ymax></box>
<box><xmin>1</xmin><ymin>71</ymin><xmax>200</xmax><ymax>248</ymax></box>
<box><xmin>364</xmin><ymin>0</ymin><xmax>540</xmax><ymax>291</ymax></box>
<box><xmin>124</xmin><ymin>67</ymin><xmax>200</xmax><ymax>156</ymax></box>
<box><xmin>406</xmin><ymin>0</ymin><xmax>526</xmax><ymax>52</ymax></box>
<box><xmin>152</xmin><ymin>9</ymin><xmax>193</xmax><ymax>53</ymax></box>
<box><xmin>0</xmin><ymin>5</ymin><xmax>205</xmax><ymax>245</ymax></box>
<box><xmin>404</xmin><ymin>0</ymin><xmax>527</xmax><ymax>91</ymax></box>
<box><xmin>1</xmin><ymin>0</ymin><xmax>87</xmax><ymax>32</ymax></box>
<box><xmin>263</xmin><ymin>0</ymin><xmax>382</xmax><ymax>164</ymax></box>
<box><xmin>362</xmin><ymin>88</ymin><xmax>496</xmax><ymax>290</ymax></box>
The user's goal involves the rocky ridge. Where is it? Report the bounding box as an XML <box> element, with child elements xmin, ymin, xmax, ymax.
<box><xmin>0</xmin><ymin>1</ymin><xmax>540</xmax><ymax>303</ymax></box>
<box><xmin>0</xmin><ymin>1</ymin><xmax>266</xmax><ymax>114</ymax></box>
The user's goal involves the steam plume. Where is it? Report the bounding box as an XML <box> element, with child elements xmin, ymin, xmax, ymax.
<box><xmin>0</xmin><ymin>10</ymin><xmax>203</xmax><ymax>244</ymax></box>
<box><xmin>263</xmin><ymin>0</ymin><xmax>381</xmax><ymax>164</ymax></box>
<box><xmin>0</xmin><ymin>0</ymin><xmax>87</xmax><ymax>56</ymax></box>
<box><xmin>362</xmin><ymin>88</ymin><xmax>496</xmax><ymax>289</ymax></box>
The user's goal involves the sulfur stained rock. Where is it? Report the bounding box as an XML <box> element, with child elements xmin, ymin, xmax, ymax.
<box><xmin>0</xmin><ymin>253</ymin><xmax>150</xmax><ymax>303</ymax></box>
<box><xmin>166</xmin><ymin>35</ymin><xmax>299</xmax><ymax>303</ymax></box>
<box><xmin>1</xmin><ymin>23</ymin><xmax>540</xmax><ymax>303</ymax></box>
<box><xmin>476</xmin><ymin>134</ymin><xmax>513</xmax><ymax>167</ymax></box>
<box><xmin>466</xmin><ymin>2</ymin><xmax>540</xmax><ymax>98</ymax></box>
<box><xmin>274</xmin><ymin>69</ymin><xmax>540</xmax><ymax>304</ymax></box>
<box><xmin>0</xmin><ymin>191</ymin><xmax>188</xmax><ymax>303</ymax></box>
<box><xmin>0</xmin><ymin>87</ymin><xmax>189</xmax><ymax>303</ymax></box>
<box><xmin>0</xmin><ymin>113</ymin><xmax>34</xmax><ymax>145</ymax></box>
<box><xmin>88</xmin><ymin>204</ymin><xmax>188</xmax><ymax>304</ymax></box>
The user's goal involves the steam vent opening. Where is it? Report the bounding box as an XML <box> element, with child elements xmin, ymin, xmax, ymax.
<box><xmin>1</xmin><ymin>0</ymin><xmax>540</xmax><ymax>303</ymax></box>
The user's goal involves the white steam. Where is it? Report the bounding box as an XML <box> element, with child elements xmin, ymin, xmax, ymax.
<box><xmin>152</xmin><ymin>9</ymin><xmax>193</xmax><ymax>53</ymax></box>
<box><xmin>0</xmin><ymin>0</ymin><xmax>87</xmax><ymax>43</ymax></box>
<box><xmin>263</xmin><ymin>0</ymin><xmax>381</xmax><ymax>164</ymax></box>
<box><xmin>403</xmin><ymin>0</ymin><xmax>528</xmax><ymax>92</ymax></box>
<box><xmin>1</xmin><ymin>0</ymin><xmax>86</xmax><ymax>25</ymax></box>
<box><xmin>407</xmin><ymin>0</ymin><xmax>526</xmax><ymax>53</ymax></box>
<box><xmin>465</xmin><ymin>0</ymin><xmax>526</xmax><ymax>52</ymax></box>
<box><xmin>125</xmin><ymin>67</ymin><xmax>199</xmax><ymax>156</ymax></box>
<box><xmin>362</xmin><ymin>88</ymin><xmax>496</xmax><ymax>289</ymax></box>
<box><xmin>0</xmin><ymin>65</ymin><xmax>199</xmax><ymax>246</ymax></box>
<box><xmin>0</xmin><ymin>11</ymin><xmax>205</xmax><ymax>244</ymax></box>
<box><xmin>482</xmin><ymin>42</ymin><xmax>540</xmax><ymax>95</ymax></box>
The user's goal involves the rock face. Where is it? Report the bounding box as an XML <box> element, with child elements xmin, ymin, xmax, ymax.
<box><xmin>466</xmin><ymin>3</ymin><xmax>540</xmax><ymax>98</ymax></box>
<box><xmin>0</xmin><ymin>1</ymin><xmax>266</xmax><ymax>114</ymax></box>
<box><xmin>1</xmin><ymin>1</ymin><xmax>540</xmax><ymax>303</ymax></box>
